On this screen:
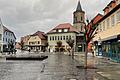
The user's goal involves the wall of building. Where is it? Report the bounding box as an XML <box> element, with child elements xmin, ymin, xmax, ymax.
<box><xmin>28</xmin><ymin>36</ymin><xmax>41</xmax><ymax>46</ymax></box>
<box><xmin>47</xmin><ymin>32</ymin><xmax>76</xmax><ymax>52</ymax></box>
<box><xmin>73</xmin><ymin>11</ymin><xmax>85</xmax><ymax>32</ymax></box>
<box><xmin>94</xmin><ymin>8</ymin><xmax>120</xmax><ymax>41</ymax></box>
<box><xmin>0</xmin><ymin>24</ymin><xmax>3</xmax><ymax>52</ymax></box>
<box><xmin>27</xmin><ymin>35</ymin><xmax>47</xmax><ymax>51</ymax></box>
<box><xmin>3</xmin><ymin>31</ymin><xmax>16</xmax><ymax>47</ymax></box>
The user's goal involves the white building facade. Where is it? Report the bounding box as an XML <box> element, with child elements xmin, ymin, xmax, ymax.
<box><xmin>0</xmin><ymin>20</ymin><xmax>16</xmax><ymax>52</ymax></box>
<box><xmin>47</xmin><ymin>23</ymin><xmax>79</xmax><ymax>52</ymax></box>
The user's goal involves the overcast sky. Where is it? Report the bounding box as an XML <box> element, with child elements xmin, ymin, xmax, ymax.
<box><xmin>0</xmin><ymin>0</ymin><xmax>111</xmax><ymax>41</ymax></box>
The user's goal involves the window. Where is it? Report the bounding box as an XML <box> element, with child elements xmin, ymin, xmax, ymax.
<box><xmin>117</xmin><ymin>11</ymin><xmax>120</xmax><ymax>22</ymax></box>
<box><xmin>66</xmin><ymin>36</ymin><xmax>68</xmax><ymax>40</ymax></box>
<box><xmin>103</xmin><ymin>21</ymin><xmax>105</xmax><ymax>31</ymax></box>
<box><xmin>69</xmin><ymin>35</ymin><xmax>71</xmax><ymax>39</ymax></box>
<box><xmin>6</xmin><ymin>38</ymin><xmax>7</xmax><ymax>42</ymax></box>
<box><xmin>81</xmin><ymin>25</ymin><xmax>82</xmax><ymax>31</ymax></box>
<box><xmin>6</xmin><ymin>32</ymin><xmax>7</xmax><ymax>35</ymax></box>
<box><xmin>58</xmin><ymin>36</ymin><xmax>59</xmax><ymax>40</ymax></box>
<box><xmin>50</xmin><ymin>36</ymin><xmax>52</xmax><ymax>41</ymax></box>
<box><xmin>58</xmin><ymin>29</ymin><xmax>62</xmax><ymax>32</ymax></box>
<box><xmin>74</xmin><ymin>17</ymin><xmax>77</xmax><ymax>23</ymax></box>
<box><xmin>72</xmin><ymin>36</ymin><xmax>74</xmax><ymax>39</ymax></box>
<box><xmin>61</xmin><ymin>36</ymin><xmax>62</xmax><ymax>40</ymax></box>
<box><xmin>81</xmin><ymin>17</ymin><xmax>82</xmax><ymax>21</ymax></box>
<box><xmin>52</xmin><ymin>30</ymin><xmax>56</xmax><ymax>32</ymax></box>
<box><xmin>63</xmin><ymin>36</ymin><xmax>65</xmax><ymax>40</ymax></box>
<box><xmin>52</xmin><ymin>36</ymin><xmax>54</xmax><ymax>40</ymax></box>
<box><xmin>107</xmin><ymin>18</ymin><xmax>110</xmax><ymax>28</ymax></box>
<box><xmin>64</xmin><ymin>29</ymin><xmax>68</xmax><ymax>32</ymax></box>
<box><xmin>111</xmin><ymin>15</ymin><xmax>115</xmax><ymax>26</ymax></box>
<box><xmin>34</xmin><ymin>37</ymin><xmax>36</xmax><ymax>39</ymax></box>
<box><xmin>38</xmin><ymin>41</ymin><xmax>40</xmax><ymax>44</ymax></box>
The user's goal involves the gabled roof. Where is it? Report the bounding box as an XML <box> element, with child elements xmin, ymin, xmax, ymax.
<box><xmin>92</xmin><ymin>13</ymin><xmax>103</xmax><ymax>24</ymax></box>
<box><xmin>21</xmin><ymin>35</ymin><xmax>30</xmax><ymax>42</ymax></box>
<box><xmin>47</xmin><ymin>23</ymin><xmax>79</xmax><ymax>34</ymax></box>
<box><xmin>31</xmin><ymin>31</ymin><xmax>46</xmax><ymax>40</ymax></box>
<box><xmin>98</xmin><ymin>3</ymin><xmax>120</xmax><ymax>23</ymax></box>
<box><xmin>3</xmin><ymin>26</ymin><xmax>13</xmax><ymax>33</ymax></box>
<box><xmin>3</xmin><ymin>26</ymin><xmax>16</xmax><ymax>39</ymax></box>
<box><xmin>0</xmin><ymin>18</ymin><xmax>16</xmax><ymax>39</ymax></box>
<box><xmin>103</xmin><ymin>0</ymin><xmax>116</xmax><ymax>11</ymax></box>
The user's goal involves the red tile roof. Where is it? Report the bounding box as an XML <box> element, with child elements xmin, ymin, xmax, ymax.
<box><xmin>32</xmin><ymin>31</ymin><xmax>46</xmax><ymax>40</ymax></box>
<box><xmin>21</xmin><ymin>35</ymin><xmax>30</xmax><ymax>42</ymax></box>
<box><xmin>92</xmin><ymin>13</ymin><xmax>103</xmax><ymax>24</ymax></box>
<box><xmin>47</xmin><ymin>23</ymin><xmax>79</xmax><ymax>34</ymax></box>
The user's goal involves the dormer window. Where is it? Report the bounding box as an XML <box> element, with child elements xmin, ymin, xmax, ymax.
<box><xmin>58</xmin><ymin>29</ymin><xmax>62</xmax><ymax>32</ymax></box>
<box><xmin>64</xmin><ymin>29</ymin><xmax>68</xmax><ymax>32</ymax></box>
<box><xmin>53</xmin><ymin>30</ymin><xmax>56</xmax><ymax>32</ymax></box>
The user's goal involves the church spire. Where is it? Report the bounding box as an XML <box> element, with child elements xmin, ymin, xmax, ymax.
<box><xmin>76</xmin><ymin>0</ymin><xmax>83</xmax><ymax>11</ymax></box>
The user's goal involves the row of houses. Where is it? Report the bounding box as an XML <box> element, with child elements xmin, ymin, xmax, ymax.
<box><xmin>20</xmin><ymin>0</ymin><xmax>120</xmax><ymax>61</ymax></box>
<box><xmin>20</xmin><ymin>1</ymin><xmax>86</xmax><ymax>53</ymax></box>
<box><xmin>92</xmin><ymin>0</ymin><xmax>120</xmax><ymax>61</ymax></box>
<box><xmin>19</xmin><ymin>31</ymin><xmax>47</xmax><ymax>52</ymax></box>
<box><xmin>0</xmin><ymin>19</ymin><xmax>16</xmax><ymax>52</ymax></box>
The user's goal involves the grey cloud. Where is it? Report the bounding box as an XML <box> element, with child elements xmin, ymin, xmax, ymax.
<box><xmin>0</xmin><ymin>0</ymin><xmax>111</xmax><ymax>41</ymax></box>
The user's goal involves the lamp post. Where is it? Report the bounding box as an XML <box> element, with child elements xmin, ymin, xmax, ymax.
<box><xmin>71</xmin><ymin>37</ymin><xmax>75</xmax><ymax>59</ymax></box>
<box><xmin>98</xmin><ymin>37</ymin><xmax>102</xmax><ymax>56</ymax></box>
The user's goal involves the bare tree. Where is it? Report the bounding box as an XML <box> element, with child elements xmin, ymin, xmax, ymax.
<box><xmin>8</xmin><ymin>41</ymin><xmax>15</xmax><ymax>54</ymax></box>
<box><xmin>84</xmin><ymin>19</ymin><xmax>98</xmax><ymax>69</ymax></box>
<box><xmin>20</xmin><ymin>40</ymin><xmax>24</xmax><ymax>50</ymax></box>
<box><xmin>66</xmin><ymin>39</ymin><xmax>74</xmax><ymax>58</ymax></box>
<box><xmin>56</xmin><ymin>41</ymin><xmax>62</xmax><ymax>52</ymax></box>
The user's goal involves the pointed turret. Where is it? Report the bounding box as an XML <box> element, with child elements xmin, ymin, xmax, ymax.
<box><xmin>73</xmin><ymin>0</ymin><xmax>85</xmax><ymax>32</ymax></box>
<box><xmin>76</xmin><ymin>0</ymin><xmax>83</xmax><ymax>12</ymax></box>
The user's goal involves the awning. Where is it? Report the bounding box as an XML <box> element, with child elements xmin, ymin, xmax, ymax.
<box><xmin>101</xmin><ymin>35</ymin><xmax>117</xmax><ymax>42</ymax></box>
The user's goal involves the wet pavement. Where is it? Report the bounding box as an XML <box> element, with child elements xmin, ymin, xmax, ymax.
<box><xmin>74</xmin><ymin>53</ymin><xmax>120</xmax><ymax>80</ymax></box>
<box><xmin>0</xmin><ymin>52</ymin><xmax>112</xmax><ymax>80</ymax></box>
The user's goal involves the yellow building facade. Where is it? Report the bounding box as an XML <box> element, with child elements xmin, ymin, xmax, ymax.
<box><xmin>94</xmin><ymin>0</ymin><xmax>120</xmax><ymax>61</ymax></box>
<box><xmin>27</xmin><ymin>31</ymin><xmax>47</xmax><ymax>51</ymax></box>
<box><xmin>47</xmin><ymin>23</ymin><xmax>78</xmax><ymax>52</ymax></box>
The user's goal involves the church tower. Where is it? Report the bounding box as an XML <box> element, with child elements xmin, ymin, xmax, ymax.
<box><xmin>73</xmin><ymin>0</ymin><xmax>85</xmax><ymax>32</ymax></box>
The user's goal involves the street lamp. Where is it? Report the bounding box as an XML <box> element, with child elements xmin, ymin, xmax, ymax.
<box><xmin>71</xmin><ymin>37</ymin><xmax>75</xmax><ymax>59</ymax></box>
<box><xmin>98</xmin><ymin>36</ymin><xmax>102</xmax><ymax>56</ymax></box>
<box><xmin>98</xmin><ymin>37</ymin><xmax>101</xmax><ymax>45</ymax></box>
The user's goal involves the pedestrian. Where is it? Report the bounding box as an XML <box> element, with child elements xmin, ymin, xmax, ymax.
<box><xmin>91</xmin><ymin>49</ymin><xmax>94</xmax><ymax>57</ymax></box>
<box><xmin>28</xmin><ymin>49</ymin><xmax>30</xmax><ymax>53</ymax></box>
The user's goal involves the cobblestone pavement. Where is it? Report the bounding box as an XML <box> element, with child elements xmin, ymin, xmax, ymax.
<box><xmin>0</xmin><ymin>52</ymin><xmax>110</xmax><ymax>80</ymax></box>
